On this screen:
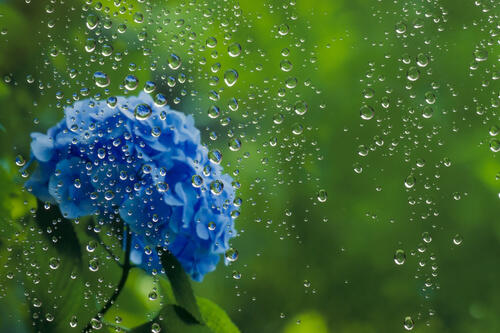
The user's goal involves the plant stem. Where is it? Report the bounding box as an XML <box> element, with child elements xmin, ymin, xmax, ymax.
<box><xmin>83</xmin><ymin>225</ymin><xmax>132</xmax><ymax>332</ymax></box>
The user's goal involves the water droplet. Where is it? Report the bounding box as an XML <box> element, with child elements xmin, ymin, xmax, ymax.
<box><xmin>86</xmin><ymin>14</ymin><xmax>99</xmax><ymax>30</ymax></box>
<box><xmin>89</xmin><ymin>258</ymin><xmax>100</xmax><ymax>272</ymax></box>
<box><xmin>394</xmin><ymin>249</ymin><xmax>406</xmax><ymax>265</ymax></box>
<box><xmin>135</xmin><ymin>103</ymin><xmax>152</xmax><ymax>120</ymax></box>
<box><xmin>474</xmin><ymin>49</ymin><xmax>488</xmax><ymax>62</ymax></box>
<box><xmin>168</xmin><ymin>53</ymin><xmax>182</xmax><ymax>70</ymax></box>
<box><xmin>191</xmin><ymin>175</ymin><xmax>203</xmax><ymax>188</ymax></box>
<box><xmin>280</xmin><ymin>59</ymin><xmax>293</xmax><ymax>72</ymax></box>
<box><xmin>273</xmin><ymin>113</ymin><xmax>284</xmax><ymax>124</ymax></box>
<box><xmin>229</xmin><ymin>138</ymin><xmax>242</xmax><ymax>151</ymax></box>
<box><xmin>49</xmin><ymin>257</ymin><xmax>60</xmax><ymax>270</ymax></box>
<box><xmin>224</xmin><ymin>69</ymin><xmax>238</xmax><ymax>87</ymax></box>
<box><xmin>228</xmin><ymin>43</ymin><xmax>242</xmax><ymax>57</ymax></box>
<box><xmin>208</xmin><ymin>150</ymin><xmax>223</xmax><ymax>164</ymax></box>
<box><xmin>124</xmin><ymin>75</ymin><xmax>139</xmax><ymax>91</ymax></box>
<box><xmin>360</xmin><ymin>105</ymin><xmax>374</xmax><ymax>120</ymax></box>
<box><xmin>148</xmin><ymin>290</ymin><xmax>158</xmax><ymax>301</ymax></box>
<box><xmin>33</xmin><ymin>297</ymin><xmax>42</xmax><ymax>308</ymax></box>
<box><xmin>404</xmin><ymin>175</ymin><xmax>416</xmax><ymax>188</ymax></box>
<box><xmin>69</xmin><ymin>316</ymin><xmax>78</xmax><ymax>328</ymax></box>
<box><xmin>395</xmin><ymin>21</ymin><xmax>407</xmax><ymax>34</ymax></box>
<box><xmin>278</xmin><ymin>23</ymin><xmax>289</xmax><ymax>36</ymax></box>
<box><xmin>422</xmin><ymin>232</ymin><xmax>432</xmax><ymax>243</ymax></box>
<box><xmin>490</xmin><ymin>139</ymin><xmax>500</xmax><ymax>152</ymax></box>
<box><xmin>425</xmin><ymin>91</ymin><xmax>436</xmax><ymax>104</ymax></box>
<box><xmin>15</xmin><ymin>155</ymin><xmax>26</xmax><ymax>167</ymax></box>
<box><xmin>144</xmin><ymin>81</ymin><xmax>156</xmax><ymax>93</ymax></box>
<box><xmin>403</xmin><ymin>316</ymin><xmax>414</xmax><ymax>330</ymax></box>
<box><xmin>453</xmin><ymin>234</ymin><xmax>463</xmax><ymax>245</ymax></box>
<box><xmin>104</xmin><ymin>190</ymin><xmax>115</xmax><ymax>201</ymax></box>
<box><xmin>107</xmin><ymin>96</ymin><xmax>117</xmax><ymax>108</ymax></box>
<box><xmin>133</xmin><ymin>12</ymin><xmax>144</xmax><ymax>24</ymax></box>
<box><xmin>406</xmin><ymin>67</ymin><xmax>420</xmax><ymax>81</ymax></box>
<box><xmin>210</xmin><ymin>180</ymin><xmax>224</xmax><ymax>195</ymax></box>
<box><xmin>294</xmin><ymin>100</ymin><xmax>308</xmax><ymax>115</ymax></box>
<box><xmin>422</xmin><ymin>106</ymin><xmax>434</xmax><ymax>119</ymax></box>
<box><xmin>317</xmin><ymin>189</ymin><xmax>327</xmax><ymax>202</ymax></box>
<box><xmin>416</xmin><ymin>53</ymin><xmax>429</xmax><ymax>67</ymax></box>
<box><xmin>208</xmin><ymin>105</ymin><xmax>220</xmax><ymax>119</ymax></box>
<box><xmin>225</xmin><ymin>248</ymin><xmax>239</xmax><ymax>262</ymax></box>
<box><xmin>156</xmin><ymin>182</ymin><xmax>169</xmax><ymax>193</ymax></box>
<box><xmin>93</xmin><ymin>71</ymin><xmax>109</xmax><ymax>88</ymax></box>
<box><xmin>206</xmin><ymin>36</ymin><xmax>217</xmax><ymax>48</ymax></box>
<box><xmin>151</xmin><ymin>322</ymin><xmax>161</xmax><ymax>333</ymax></box>
<box><xmin>292</xmin><ymin>123</ymin><xmax>303</xmax><ymax>135</ymax></box>
<box><xmin>86</xmin><ymin>241</ymin><xmax>97</xmax><ymax>253</ymax></box>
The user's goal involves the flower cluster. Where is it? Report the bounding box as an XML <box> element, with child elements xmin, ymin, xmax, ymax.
<box><xmin>25</xmin><ymin>92</ymin><xmax>238</xmax><ymax>281</ymax></box>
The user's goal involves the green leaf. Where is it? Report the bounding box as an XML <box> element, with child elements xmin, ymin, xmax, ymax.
<box><xmin>130</xmin><ymin>304</ymin><xmax>212</xmax><ymax>333</ymax></box>
<box><xmin>24</xmin><ymin>215</ymin><xmax>95</xmax><ymax>332</ymax></box>
<box><xmin>29</xmin><ymin>255</ymin><xmax>86</xmax><ymax>332</ymax></box>
<box><xmin>34</xmin><ymin>199</ymin><xmax>82</xmax><ymax>264</ymax></box>
<box><xmin>158</xmin><ymin>248</ymin><xmax>203</xmax><ymax>323</ymax></box>
<box><xmin>197</xmin><ymin>297</ymin><xmax>240</xmax><ymax>333</ymax></box>
<box><xmin>158</xmin><ymin>276</ymin><xmax>240</xmax><ymax>333</ymax></box>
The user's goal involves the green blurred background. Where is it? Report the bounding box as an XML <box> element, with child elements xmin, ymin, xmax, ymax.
<box><xmin>0</xmin><ymin>0</ymin><xmax>499</xmax><ymax>332</ymax></box>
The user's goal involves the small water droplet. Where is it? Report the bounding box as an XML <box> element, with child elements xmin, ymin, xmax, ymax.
<box><xmin>394</xmin><ymin>249</ymin><xmax>406</xmax><ymax>265</ymax></box>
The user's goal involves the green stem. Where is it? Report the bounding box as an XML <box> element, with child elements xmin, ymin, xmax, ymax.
<box><xmin>83</xmin><ymin>225</ymin><xmax>132</xmax><ymax>332</ymax></box>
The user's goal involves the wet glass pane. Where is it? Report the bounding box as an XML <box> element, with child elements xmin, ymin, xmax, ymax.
<box><xmin>0</xmin><ymin>0</ymin><xmax>498</xmax><ymax>332</ymax></box>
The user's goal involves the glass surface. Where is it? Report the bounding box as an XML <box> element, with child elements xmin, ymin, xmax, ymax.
<box><xmin>0</xmin><ymin>0</ymin><xmax>498</xmax><ymax>332</ymax></box>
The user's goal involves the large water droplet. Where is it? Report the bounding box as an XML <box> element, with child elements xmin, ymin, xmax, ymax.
<box><xmin>93</xmin><ymin>71</ymin><xmax>110</xmax><ymax>88</ymax></box>
<box><xmin>135</xmin><ymin>103</ymin><xmax>152</xmax><ymax>120</ymax></box>
<box><xmin>224</xmin><ymin>69</ymin><xmax>238</xmax><ymax>87</ymax></box>
<box><xmin>168</xmin><ymin>53</ymin><xmax>182</xmax><ymax>70</ymax></box>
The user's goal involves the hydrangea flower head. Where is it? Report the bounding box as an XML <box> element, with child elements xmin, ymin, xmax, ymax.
<box><xmin>25</xmin><ymin>92</ymin><xmax>238</xmax><ymax>281</ymax></box>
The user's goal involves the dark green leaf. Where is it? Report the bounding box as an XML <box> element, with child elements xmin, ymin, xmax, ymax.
<box><xmin>158</xmin><ymin>248</ymin><xmax>203</xmax><ymax>323</ymax></box>
<box><xmin>25</xmin><ymin>216</ymin><xmax>95</xmax><ymax>333</ymax></box>
<box><xmin>130</xmin><ymin>304</ymin><xmax>212</xmax><ymax>333</ymax></box>
<box><xmin>35</xmin><ymin>199</ymin><xmax>82</xmax><ymax>264</ymax></box>
<box><xmin>197</xmin><ymin>297</ymin><xmax>240</xmax><ymax>333</ymax></box>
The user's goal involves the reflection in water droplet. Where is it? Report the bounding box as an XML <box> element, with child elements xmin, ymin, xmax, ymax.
<box><xmin>229</xmin><ymin>138</ymin><xmax>242</xmax><ymax>151</ymax></box>
<box><xmin>394</xmin><ymin>249</ymin><xmax>406</xmax><ymax>265</ymax></box>
<box><xmin>280</xmin><ymin>59</ymin><xmax>293</xmax><ymax>72</ymax></box>
<box><xmin>453</xmin><ymin>234</ymin><xmax>463</xmax><ymax>245</ymax></box>
<box><xmin>403</xmin><ymin>316</ymin><xmax>414</xmax><ymax>330</ymax></box>
<box><xmin>317</xmin><ymin>190</ymin><xmax>327</xmax><ymax>202</ymax></box>
<box><xmin>225</xmin><ymin>248</ymin><xmax>239</xmax><ymax>262</ymax></box>
<box><xmin>93</xmin><ymin>71</ymin><xmax>110</xmax><ymax>88</ymax></box>
<box><xmin>208</xmin><ymin>150</ymin><xmax>223</xmax><ymax>164</ymax></box>
<box><xmin>210</xmin><ymin>180</ymin><xmax>224</xmax><ymax>195</ymax></box>
<box><xmin>278</xmin><ymin>23</ymin><xmax>289</xmax><ymax>36</ymax></box>
<box><xmin>89</xmin><ymin>258</ymin><xmax>100</xmax><ymax>272</ymax></box>
<box><xmin>86</xmin><ymin>14</ymin><xmax>99</xmax><ymax>30</ymax></box>
<box><xmin>135</xmin><ymin>103</ymin><xmax>152</xmax><ymax>120</ymax></box>
<box><xmin>294</xmin><ymin>100</ymin><xmax>308</xmax><ymax>115</ymax></box>
<box><xmin>124</xmin><ymin>75</ymin><xmax>139</xmax><ymax>91</ymax></box>
<box><xmin>228</xmin><ymin>42</ymin><xmax>242</xmax><ymax>57</ymax></box>
<box><xmin>224</xmin><ymin>69</ymin><xmax>238</xmax><ymax>87</ymax></box>
<box><xmin>406</xmin><ymin>67</ymin><xmax>420</xmax><ymax>81</ymax></box>
<box><xmin>49</xmin><ymin>257</ymin><xmax>60</xmax><ymax>270</ymax></box>
<box><xmin>168</xmin><ymin>53</ymin><xmax>182</xmax><ymax>70</ymax></box>
<box><xmin>404</xmin><ymin>175</ymin><xmax>415</xmax><ymax>188</ymax></box>
<box><xmin>360</xmin><ymin>105</ymin><xmax>374</xmax><ymax>120</ymax></box>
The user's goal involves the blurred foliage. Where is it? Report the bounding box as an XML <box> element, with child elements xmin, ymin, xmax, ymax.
<box><xmin>0</xmin><ymin>0</ymin><xmax>499</xmax><ymax>332</ymax></box>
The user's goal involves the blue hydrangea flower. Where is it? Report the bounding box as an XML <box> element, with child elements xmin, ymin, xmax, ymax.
<box><xmin>25</xmin><ymin>92</ymin><xmax>238</xmax><ymax>281</ymax></box>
